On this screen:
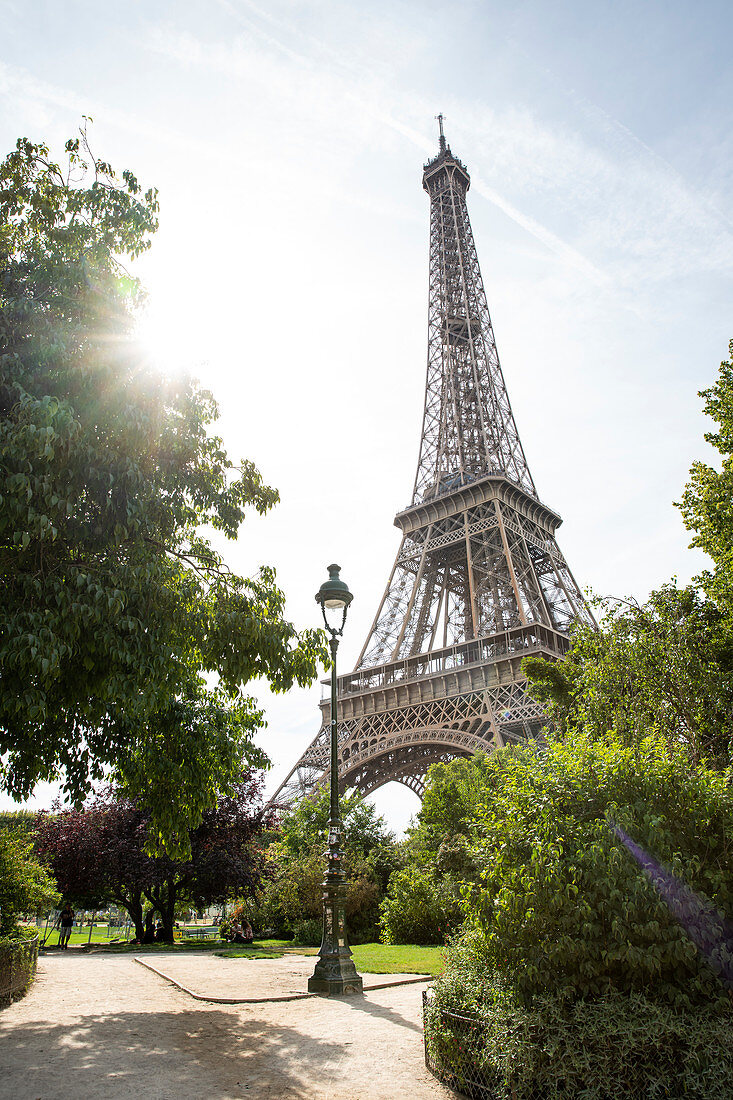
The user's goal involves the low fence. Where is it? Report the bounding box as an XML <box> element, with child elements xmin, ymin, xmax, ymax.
<box><xmin>422</xmin><ymin>988</ymin><xmax>733</xmax><ymax>1100</ymax></box>
<box><xmin>423</xmin><ymin>989</ymin><xmax>553</xmax><ymax>1100</ymax></box>
<box><xmin>423</xmin><ymin>988</ymin><xmax>503</xmax><ymax>1100</ymax></box>
<box><xmin>0</xmin><ymin>934</ymin><xmax>39</xmax><ymax>1008</ymax></box>
<box><xmin>39</xmin><ymin>915</ymin><xmax>134</xmax><ymax>945</ymax></box>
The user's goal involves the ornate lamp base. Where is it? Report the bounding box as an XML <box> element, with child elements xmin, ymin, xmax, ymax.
<box><xmin>308</xmin><ymin>955</ymin><xmax>363</xmax><ymax>996</ymax></box>
<box><xmin>308</xmin><ymin>835</ymin><xmax>363</xmax><ymax>996</ymax></box>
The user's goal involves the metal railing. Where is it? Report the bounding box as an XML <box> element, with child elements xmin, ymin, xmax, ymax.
<box><xmin>423</xmin><ymin>988</ymin><xmax>502</xmax><ymax>1099</ymax></box>
<box><xmin>329</xmin><ymin>624</ymin><xmax>568</xmax><ymax>699</ymax></box>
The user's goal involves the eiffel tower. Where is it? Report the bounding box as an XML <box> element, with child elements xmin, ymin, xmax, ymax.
<box><xmin>273</xmin><ymin>120</ymin><xmax>594</xmax><ymax>809</ymax></box>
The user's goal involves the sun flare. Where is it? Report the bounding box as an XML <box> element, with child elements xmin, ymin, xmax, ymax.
<box><xmin>134</xmin><ymin>305</ymin><xmax>201</xmax><ymax>378</ymax></box>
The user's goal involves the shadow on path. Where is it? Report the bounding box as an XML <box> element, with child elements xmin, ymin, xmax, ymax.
<box><xmin>1</xmin><ymin>1008</ymin><xmax>350</xmax><ymax>1098</ymax></box>
<box><xmin>341</xmin><ymin>991</ymin><xmax>424</xmax><ymax>1035</ymax></box>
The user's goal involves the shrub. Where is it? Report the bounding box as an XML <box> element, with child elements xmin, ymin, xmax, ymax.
<box><xmin>249</xmin><ymin>851</ymin><xmax>322</xmax><ymax>938</ymax></box>
<box><xmin>0</xmin><ymin>927</ymin><xmax>41</xmax><ymax>1009</ymax></box>
<box><xmin>291</xmin><ymin>918</ymin><xmax>322</xmax><ymax>947</ymax></box>
<box><xmin>426</xmin><ymin>951</ymin><xmax>733</xmax><ymax>1100</ymax></box>
<box><xmin>0</xmin><ymin>830</ymin><xmax>58</xmax><ymax>936</ymax></box>
<box><xmin>380</xmin><ymin>865</ymin><xmax>458</xmax><ymax>945</ymax></box>
<box><xmin>464</xmin><ymin>732</ymin><xmax>733</xmax><ymax>1005</ymax></box>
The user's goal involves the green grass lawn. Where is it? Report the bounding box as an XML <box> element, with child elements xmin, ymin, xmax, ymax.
<box><xmin>38</xmin><ymin>932</ymin><xmax>444</xmax><ymax>975</ymax></box>
<box><xmin>39</xmin><ymin>928</ymin><xmax>132</xmax><ymax>946</ymax></box>
<box><xmin>352</xmin><ymin>943</ymin><xmax>443</xmax><ymax>976</ymax></box>
<box><xmin>218</xmin><ymin>941</ymin><xmax>444</xmax><ymax>976</ymax></box>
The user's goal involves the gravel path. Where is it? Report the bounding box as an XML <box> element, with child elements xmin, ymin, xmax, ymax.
<box><xmin>0</xmin><ymin>951</ymin><xmax>454</xmax><ymax>1099</ymax></box>
<box><xmin>134</xmin><ymin>951</ymin><xmax>430</xmax><ymax>1002</ymax></box>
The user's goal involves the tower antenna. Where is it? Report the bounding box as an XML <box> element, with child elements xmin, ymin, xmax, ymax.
<box><xmin>436</xmin><ymin>112</ymin><xmax>446</xmax><ymax>153</ymax></box>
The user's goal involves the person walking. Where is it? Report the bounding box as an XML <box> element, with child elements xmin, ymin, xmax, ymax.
<box><xmin>56</xmin><ymin>903</ymin><xmax>75</xmax><ymax>949</ymax></box>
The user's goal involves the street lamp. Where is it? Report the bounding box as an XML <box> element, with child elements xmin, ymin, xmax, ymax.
<box><xmin>308</xmin><ymin>564</ymin><xmax>364</xmax><ymax>996</ymax></box>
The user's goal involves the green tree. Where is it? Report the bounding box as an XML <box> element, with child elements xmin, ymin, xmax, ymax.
<box><xmin>0</xmin><ymin>828</ymin><xmax>58</xmax><ymax>935</ymax></box>
<box><xmin>461</xmin><ymin>733</ymin><xmax>733</xmax><ymax>1006</ymax></box>
<box><xmin>0</xmin><ymin>129</ymin><xmax>327</xmax><ymax>851</ymax></box>
<box><xmin>524</xmin><ymin>584</ymin><xmax>733</xmax><ymax>766</ymax></box>
<box><xmin>115</xmin><ymin>690</ymin><xmax>269</xmax><ymax>857</ymax></box>
<box><xmin>256</xmin><ymin>789</ymin><xmax>398</xmax><ymax>942</ymax></box>
<box><xmin>380</xmin><ymin>755</ymin><xmax>485</xmax><ymax>944</ymax></box>
<box><xmin>277</xmin><ymin>787</ymin><xmax>395</xmax><ymax>863</ymax></box>
<box><xmin>415</xmin><ymin>753</ymin><xmax>493</xmax><ymax>847</ymax></box>
<box><xmin>679</xmin><ymin>339</ymin><xmax>733</xmax><ymax>617</ymax></box>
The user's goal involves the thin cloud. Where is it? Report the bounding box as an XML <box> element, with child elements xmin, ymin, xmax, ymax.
<box><xmin>147</xmin><ymin>15</ymin><xmax>609</xmax><ymax>285</ymax></box>
<box><xmin>0</xmin><ymin>60</ymin><xmax>226</xmax><ymax>164</ymax></box>
<box><xmin>151</xmin><ymin>2</ymin><xmax>733</xmax><ymax>295</ymax></box>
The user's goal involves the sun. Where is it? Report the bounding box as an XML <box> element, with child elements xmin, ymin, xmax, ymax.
<box><xmin>134</xmin><ymin>302</ymin><xmax>200</xmax><ymax>378</ymax></box>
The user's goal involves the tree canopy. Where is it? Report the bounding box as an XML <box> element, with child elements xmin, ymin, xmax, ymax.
<box><xmin>679</xmin><ymin>339</ymin><xmax>733</xmax><ymax>617</ymax></box>
<box><xmin>35</xmin><ymin>774</ymin><xmax>268</xmax><ymax>942</ymax></box>
<box><xmin>522</xmin><ymin>346</ymin><xmax>733</xmax><ymax>773</ymax></box>
<box><xmin>252</xmin><ymin>789</ymin><xmax>400</xmax><ymax>943</ymax></box>
<box><xmin>524</xmin><ymin>584</ymin><xmax>733</xmax><ymax>768</ymax></box>
<box><xmin>276</xmin><ymin>786</ymin><xmax>395</xmax><ymax>862</ymax></box>
<box><xmin>0</xmin><ymin>827</ymin><xmax>58</xmax><ymax>936</ymax></box>
<box><xmin>0</xmin><ymin>128</ymin><xmax>327</xmax><ymax>850</ymax></box>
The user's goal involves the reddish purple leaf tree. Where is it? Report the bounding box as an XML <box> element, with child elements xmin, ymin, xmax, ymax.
<box><xmin>36</xmin><ymin>772</ymin><xmax>270</xmax><ymax>942</ymax></box>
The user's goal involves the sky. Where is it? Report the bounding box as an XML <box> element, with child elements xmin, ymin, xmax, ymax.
<box><xmin>1</xmin><ymin>0</ymin><xmax>732</xmax><ymax>833</ymax></box>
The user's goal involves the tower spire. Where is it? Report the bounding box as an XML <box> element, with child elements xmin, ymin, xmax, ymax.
<box><xmin>436</xmin><ymin>112</ymin><xmax>446</xmax><ymax>153</ymax></box>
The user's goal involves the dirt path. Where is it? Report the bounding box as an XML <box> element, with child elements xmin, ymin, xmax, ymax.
<box><xmin>0</xmin><ymin>951</ymin><xmax>454</xmax><ymax>1099</ymax></box>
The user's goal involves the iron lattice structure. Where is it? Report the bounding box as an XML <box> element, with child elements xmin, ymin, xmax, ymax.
<box><xmin>273</xmin><ymin>126</ymin><xmax>594</xmax><ymax>809</ymax></box>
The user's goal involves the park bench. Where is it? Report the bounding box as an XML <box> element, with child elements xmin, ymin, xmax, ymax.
<box><xmin>185</xmin><ymin>926</ymin><xmax>220</xmax><ymax>941</ymax></box>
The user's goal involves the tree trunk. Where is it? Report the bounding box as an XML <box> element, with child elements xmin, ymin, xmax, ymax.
<box><xmin>117</xmin><ymin>890</ymin><xmax>145</xmax><ymax>943</ymax></box>
<box><xmin>160</xmin><ymin>878</ymin><xmax>177</xmax><ymax>944</ymax></box>
<box><xmin>148</xmin><ymin>880</ymin><xmax>177</xmax><ymax>944</ymax></box>
<box><xmin>143</xmin><ymin>907</ymin><xmax>157</xmax><ymax>944</ymax></box>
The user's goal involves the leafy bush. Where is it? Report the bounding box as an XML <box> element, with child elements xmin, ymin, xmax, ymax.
<box><xmin>0</xmin><ymin>927</ymin><xmax>41</xmax><ymax>1008</ymax></box>
<box><xmin>0</xmin><ymin>811</ymin><xmax>38</xmax><ymax>838</ymax></box>
<box><xmin>464</xmin><ymin>731</ymin><xmax>733</xmax><ymax>1006</ymax></box>
<box><xmin>291</xmin><ymin>918</ymin><xmax>322</xmax><ymax>946</ymax></box>
<box><xmin>0</xmin><ymin>830</ymin><xmax>58</xmax><ymax>935</ymax></box>
<box><xmin>214</xmin><ymin>904</ymin><xmax>256</xmax><ymax>942</ymax></box>
<box><xmin>380</xmin><ymin>865</ymin><xmax>459</xmax><ymax>945</ymax></box>
<box><xmin>379</xmin><ymin>755</ymin><xmax>489</xmax><ymax>944</ymax></box>
<box><xmin>250</xmin><ymin>850</ymin><xmax>322</xmax><ymax>938</ymax></box>
<box><xmin>426</xmin><ymin>957</ymin><xmax>733</xmax><ymax>1100</ymax></box>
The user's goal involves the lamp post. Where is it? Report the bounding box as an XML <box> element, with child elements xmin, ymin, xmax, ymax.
<box><xmin>308</xmin><ymin>564</ymin><xmax>364</xmax><ymax>996</ymax></box>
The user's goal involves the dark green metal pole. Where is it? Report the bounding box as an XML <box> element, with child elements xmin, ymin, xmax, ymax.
<box><xmin>329</xmin><ymin>634</ymin><xmax>339</xmax><ymax>824</ymax></box>
<box><xmin>308</xmin><ymin>567</ymin><xmax>363</xmax><ymax>997</ymax></box>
